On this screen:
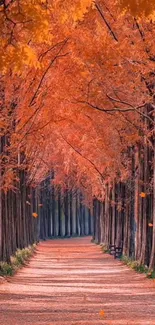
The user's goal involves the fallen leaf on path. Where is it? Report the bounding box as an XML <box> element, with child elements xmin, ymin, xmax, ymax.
<box><xmin>99</xmin><ymin>310</ymin><xmax>105</xmax><ymax>317</ymax></box>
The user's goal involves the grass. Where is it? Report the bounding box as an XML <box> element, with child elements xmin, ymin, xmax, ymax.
<box><xmin>100</xmin><ymin>244</ymin><xmax>110</xmax><ymax>254</ymax></box>
<box><xmin>0</xmin><ymin>243</ymin><xmax>37</xmax><ymax>277</ymax></box>
<box><xmin>92</xmin><ymin>238</ymin><xmax>110</xmax><ymax>252</ymax></box>
<box><xmin>147</xmin><ymin>270</ymin><xmax>155</xmax><ymax>279</ymax></box>
<box><xmin>94</xmin><ymin>239</ymin><xmax>155</xmax><ymax>280</ymax></box>
<box><xmin>120</xmin><ymin>255</ymin><xmax>155</xmax><ymax>279</ymax></box>
<box><xmin>99</xmin><ymin>245</ymin><xmax>155</xmax><ymax>280</ymax></box>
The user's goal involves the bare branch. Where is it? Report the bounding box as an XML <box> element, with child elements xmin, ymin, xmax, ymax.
<box><xmin>106</xmin><ymin>94</ymin><xmax>155</xmax><ymax>124</ymax></box>
<box><xmin>95</xmin><ymin>2</ymin><xmax>118</xmax><ymax>42</ymax></box>
<box><xmin>76</xmin><ymin>99</ymin><xmax>133</xmax><ymax>113</ymax></box>
<box><xmin>29</xmin><ymin>39</ymin><xmax>69</xmax><ymax>107</ymax></box>
<box><xmin>60</xmin><ymin>132</ymin><xmax>104</xmax><ymax>181</ymax></box>
<box><xmin>134</xmin><ymin>18</ymin><xmax>145</xmax><ymax>41</ymax></box>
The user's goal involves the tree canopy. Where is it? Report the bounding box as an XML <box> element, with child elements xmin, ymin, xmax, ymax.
<box><xmin>0</xmin><ymin>0</ymin><xmax>154</xmax><ymax>202</ymax></box>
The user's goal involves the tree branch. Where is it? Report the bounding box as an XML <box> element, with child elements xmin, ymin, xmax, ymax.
<box><xmin>60</xmin><ymin>132</ymin><xmax>104</xmax><ymax>181</ymax></box>
<box><xmin>95</xmin><ymin>2</ymin><xmax>118</xmax><ymax>42</ymax></box>
<box><xmin>106</xmin><ymin>94</ymin><xmax>155</xmax><ymax>124</ymax></box>
<box><xmin>29</xmin><ymin>39</ymin><xmax>69</xmax><ymax>107</ymax></box>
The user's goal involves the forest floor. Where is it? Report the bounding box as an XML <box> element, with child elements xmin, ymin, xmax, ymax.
<box><xmin>0</xmin><ymin>237</ymin><xmax>155</xmax><ymax>325</ymax></box>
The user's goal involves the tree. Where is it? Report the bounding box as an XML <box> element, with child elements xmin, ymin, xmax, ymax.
<box><xmin>0</xmin><ymin>0</ymin><xmax>155</xmax><ymax>268</ymax></box>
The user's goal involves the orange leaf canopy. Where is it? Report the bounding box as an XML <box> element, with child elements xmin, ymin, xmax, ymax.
<box><xmin>1</xmin><ymin>0</ymin><xmax>155</xmax><ymax>203</ymax></box>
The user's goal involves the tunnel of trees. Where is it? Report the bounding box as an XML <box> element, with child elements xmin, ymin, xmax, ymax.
<box><xmin>0</xmin><ymin>0</ymin><xmax>155</xmax><ymax>272</ymax></box>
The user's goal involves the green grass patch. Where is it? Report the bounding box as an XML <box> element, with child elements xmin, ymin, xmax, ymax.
<box><xmin>100</xmin><ymin>244</ymin><xmax>110</xmax><ymax>254</ymax></box>
<box><xmin>0</xmin><ymin>243</ymin><xmax>37</xmax><ymax>277</ymax></box>
<box><xmin>120</xmin><ymin>255</ymin><xmax>148</xmax><ymax>272</ymax></box>
<box><xmin>0</xmin><ymin>262</ymin><xmax>14</xmax><ymax>276</ymax></box>
<box><xmin>146</xmin><ymin>270</ymin><xmax>155</xmax><ymax>279</ymax></box>
<box><xmin>120</xmin><ymin>255</ymin><xmax>155</xmax><ymax>279</ymax></box>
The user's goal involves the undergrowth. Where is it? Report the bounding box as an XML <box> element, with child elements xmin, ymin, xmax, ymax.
<box><xmin>120</xmin><ymin>255</ymin><xmax>155</xmax><ymax>279</ymax></box>
<box><xmin>0</xmin><ymin>243</ymin><xmax>37</xmax><ymax>277</ymax></box>
<box><xmin>94</xmin><ymin>240</ymin><xmax>155</xmax><ymax>280</ymax></box>
<box><xmin>100</xmin><ymin>244</ymin><xmax>155</xmax><ymax>280</ymax></box>
<box><xmin>100</xmin><ymin>244</ymin><xmax>110</xmax><ymax>254</ymax></box>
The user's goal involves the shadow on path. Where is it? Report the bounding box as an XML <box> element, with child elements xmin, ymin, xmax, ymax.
<box><xmin>0</xmin><ymin>237</ymin><xmax>155</xmax><ymax>324</ymax></box>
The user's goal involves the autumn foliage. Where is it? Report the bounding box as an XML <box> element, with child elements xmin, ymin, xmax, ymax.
<box><xmin>0</xmin><ymin>0</ymin><xmax>154</xmax><ymax>197</ymax></box>
<box><xmin>0</xmin><ymin>1</ymin><xmax>155</xmax><ymax>266</ymax></box>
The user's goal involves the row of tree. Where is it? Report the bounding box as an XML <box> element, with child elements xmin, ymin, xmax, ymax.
<box><xmin>0</xmin><ymin>169</ymin><xmax>38</xmax><ymax>262</ymax></box>
<box><xmin>93</xmin><ymin>107</ymin><xmax>155</xmax><ymax>269</ymax></box>
<box><xmin>0</xmin><ymin>169</ymin><xmax>92</xmax><ymax>262</ymax></box>
<box><xmin>0</xmin><ymin>1</ymin><xmax>155</xmax><ymax>269</ymax></box>
<box><xmin>39</xmin><ymin>177</ymin><xmax>93</xmax><ymax>239</ymax></box>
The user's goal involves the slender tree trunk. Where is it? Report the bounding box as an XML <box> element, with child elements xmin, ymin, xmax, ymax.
<box><xmin>149</xmin><ymin>134</ymin><xmax>155</xmax><ymax>269</ymax></box>
<box><xmin>111</xmin><ymin>183</ymin><xmax>116</xmax><ymax>245</ymax></box>
<box><xmin>134</xmin><ymin>145</ymin><xmax>140</xmax><ymax>259</ymax></box>
<box><xmin>100</xmin><ymin>202</ymin><xmax>105</xmax><ymax>244</ymax></box>
<box><xmin>139</xmin><ymin>140</ymin><xmax>147</xmax><ymax>265</ymax></box>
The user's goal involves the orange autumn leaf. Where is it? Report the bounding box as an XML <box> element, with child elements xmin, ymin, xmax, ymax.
<box><xmin>140</xmin><ymin>192</ymin><xmax>146</xmax><ymax>198</ymax></box>
<box><xmin>119</xmin><ymin>0</ymin><xmax>155</xmax><ymax>19</ymax></box>
<box><xmin>148</xmin><ymin>223</ymin><xmax>153</xmax><ymax>227</ymax></box>
<box><xmin>1</xmin><ymin>0</ymin><xmax>154</xmax><ymax>208</ymax></box>
<box><xmin>99</xmin><ymin>310</ymin><xmax>105</xmax><ymax>317</ymax></box>
<box><xmin>32</xmin><ymin>212</ymin><xmax>38</xmax><ymax>218</ymax></box>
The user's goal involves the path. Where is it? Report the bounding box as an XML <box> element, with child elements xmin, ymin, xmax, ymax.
<box><xmin>0</xmin><ymin>237</ymin><xmax>155</xmax><ymax>325</ymax></box>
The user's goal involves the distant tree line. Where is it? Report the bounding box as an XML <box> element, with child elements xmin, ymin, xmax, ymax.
<box><xmin>0</xmin><ymin>171</ymin><xmax>93</xmax><ymax>262</ymax></box>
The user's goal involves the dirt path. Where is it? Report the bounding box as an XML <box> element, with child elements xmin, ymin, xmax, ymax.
<box><xmin>0</xmin><ymin>237</ymin><xmax>155</xmax><ymax>325</ymax></box>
